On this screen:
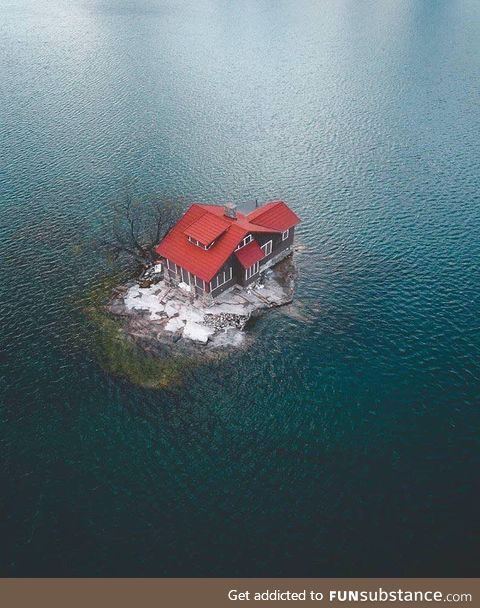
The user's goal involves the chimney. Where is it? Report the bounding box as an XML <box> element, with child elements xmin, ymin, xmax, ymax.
<box><xmin>223</xmin><ymin>202</ymin><xmax>237</xmax><ymax>219</ymax></box>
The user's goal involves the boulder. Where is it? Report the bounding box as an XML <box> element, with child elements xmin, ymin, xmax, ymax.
<box><xmin>164</xmin><ymin>301</ymin><xmax>181</xmax><ymax>317</ymax></box>
<box><xmin>149</xmin><ymin>305</ymin><xmax>165</xmax><ymax>320</ymax></box>
<box><xmin>183</xmin><ymin>307</ymin><xmax>205</xmax><ymax>324</ymax></box>
<box><xmin>183</xmin><ymin>321</ymin><xmax>215</xmax><ymax>344</ymax></box>
<box><xmin>164</xmin><ymin>317</ymin><xmax>185</xmax><ymax>333</ymax></box>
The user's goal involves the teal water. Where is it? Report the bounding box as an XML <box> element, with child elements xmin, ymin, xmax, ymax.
<box><xmin>1</xmin><ymin>0</ymin><xmax>479</xmax><ymax>576</ymax></box>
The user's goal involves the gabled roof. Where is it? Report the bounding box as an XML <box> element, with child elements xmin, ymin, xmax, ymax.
<box><xmin>183</xmin><ymin>213</ymin><xmax>230</xmax><ymax>246</ymax></box>
<box><xmin>155</xmin><ymin>205</ymin><xmax>246</xmax><ymax>282</ymax></box>
<box><xmin>247</xmin><ymin>200</ymin><xmax>300</xmax><ymax>231</ymax></box>
<box><xmin>155</xmin><ymin>201</ymin><xmax>300</xmax><ymax>283</ymax></box>
<box><xmin>235</xmin><ymin>240</ymin><xmax>265</xmax><ymax>269</ymax></box>
<box><xmin>198</xmin><ymin>204</ymin><xmax>276</xmax><ymax>234</ymax></box>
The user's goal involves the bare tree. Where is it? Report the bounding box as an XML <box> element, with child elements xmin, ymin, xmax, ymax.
<box><xmin>96</xmin><ymin>194</ymin><xmax>181</xmax><ymax>268</ymax></box>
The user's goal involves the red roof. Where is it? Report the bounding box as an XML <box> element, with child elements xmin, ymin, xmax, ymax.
<box><xmin>155</xmin><ymin>205</ymin><xmax>247</xmax><ymax>282</ymax></box>
<box><xmin>247</xmin><ymin>200</ymin><xmax>300</xmax><ymax>231</ymax></box>
<box><xmin>199</xmin><ymin>204</ymin><xmax>276</xmax><ymax>233</ymax></box>
<box><xmin>183</xmin><ymin>213</ymin><xmax>230</xmax><ymax>246</ymax></box>
<box><xmin>155</xmin><ymin>201</ymin><xmax>300</xmax><ymax>283</ymax></box>
<box><xmin>235</xmin><ymin>240</ymin><xmax>265</xmax><ymax>269</ymax></box>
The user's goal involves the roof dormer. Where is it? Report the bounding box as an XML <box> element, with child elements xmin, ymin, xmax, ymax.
<box><xmin>184</xmin><ymin>213</ymin><xmax>230</xmax><ymax>249</ymax></box>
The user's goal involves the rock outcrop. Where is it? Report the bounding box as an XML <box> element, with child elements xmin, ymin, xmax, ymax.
<box><xmin>106</xmin><ymin>254</ymin><xmax>297</xmax><ymax>353</ymax></box>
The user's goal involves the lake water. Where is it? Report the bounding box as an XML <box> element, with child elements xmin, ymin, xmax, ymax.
<box><xmin>1</xmin><ymin>0</ymin><xmax>479</xmax><ymax>576</ymax></box>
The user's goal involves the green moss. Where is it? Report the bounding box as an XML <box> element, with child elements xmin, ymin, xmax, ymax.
<box><xmin>82</xmin><ymin>274</ymin><xmax>186</xmax><ymax>389</ymax></box>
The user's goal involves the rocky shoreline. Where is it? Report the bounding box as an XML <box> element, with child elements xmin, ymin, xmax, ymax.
<box><xmin>106</xmin><ymin>253</ymin><xmax>298</xmax><ymax>356</ymax></box>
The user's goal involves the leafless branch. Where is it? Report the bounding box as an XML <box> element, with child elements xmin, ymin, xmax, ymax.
<box><xmin>95</xmin><ymin>194</ymin><xmax>181</xmax><ymax>269</ymax></box>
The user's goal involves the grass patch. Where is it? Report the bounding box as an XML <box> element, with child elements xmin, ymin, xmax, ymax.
<box><xmin>82</xmin><ymin>274</ymin><xmax>186</xmax><ymax>389</ymax></box>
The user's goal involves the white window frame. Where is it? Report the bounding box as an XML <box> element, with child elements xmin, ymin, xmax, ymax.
<box><xmin>282</xmin><ymin>229</ymin><xmax>289</xmax><ymax>241</ymax></box>
<box><xmin>194</xmin><ymin>276</ymin><xmax>205</xmax><ymax>290</ymax></box>
<box><xmin>235</xmin><ymin>234</ymin><xmax>253</xmax><ymax>251</ymax></box>
<box><xmin>245</xmin><ymin>261</ymin><xmax>259</xmax><ymax>280</ymax></box>
<box><xmin>210</xmin><ymin>266</ymin><xmax>232</xmax><ymax>292</ymax></box>
<box><xmin>181</xmin><ymin>267</ymin><xmax>191</xmax><ymax>285</ymax></box>
<box><xmin>188</xmin><ymin>236</ymin><xmax>214</xmax><ymax>250</ymax></box>
<box><xmin>261</xmin><ymin>240</ymin><xmax>272</xmax><ymax>257</ymax></box>
<box><xmin>167</xmin><ymin>259</ymin><xmax>180</xmax><ymax>274</ymax></box>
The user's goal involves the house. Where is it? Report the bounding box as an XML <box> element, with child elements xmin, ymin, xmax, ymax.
<box><xmin>154</xmin><ymin>200</ymin><xmax>300</xmax><ymax>298</ymax></box>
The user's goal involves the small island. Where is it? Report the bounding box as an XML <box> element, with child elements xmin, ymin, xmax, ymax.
<box><xmin>106</xmin><ymin>200</ymin><xmax>301</xmax><ymax>354</ymax></box>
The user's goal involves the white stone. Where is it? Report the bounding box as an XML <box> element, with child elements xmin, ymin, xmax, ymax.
<box><xmin>124</xmin><ymin>284</ymin><xmax>165</xmax><ymax>319</ymax></box>
<box><xmin>183</xmin><ymin>321</ymin><xmax>215</xmax><ymax>343</ymax></box>
<box><xmin>210</xmin><ymin>328</ymin><xmax>246</xmax><ymax>348</ymax></box>
<box><xmin>183</xmin><ymin>307</ymin><xmax>205</xmax><ymax>324</ymax></box>
<box><xmin>149</xmin><ymin>305</ymin><xmax>165</xmax><ymax>320</ymax></box>
<box><xmin>164</xmin><ymin>317</ymin><xmax>185</xmax><ymax>332</ymax></box>
<box><xmin>202</xmin><ymin>302</ymin><xmax>249</xmax><ymax>316</ymax></box>
<box><xmin>164</xmin><ymin>301</ymin><xmax>181</xmax><ymax>317</ymax></box>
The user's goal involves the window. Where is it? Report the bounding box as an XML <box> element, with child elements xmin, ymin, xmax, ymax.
<box><xmin>188</xmin><ymin>236</ymin><xmax>214</xmax><ymax>250</ymax></box>
<box><xmin>245</xmin><ymin>262</ymin><xmax>259</xmax><ymax>280</ymax></box>
<box><xmin>282</xmin><ymin>229</ymin><xmax>289</xmax><ymax>241</ymax></box>
<box><xmin>181</xmin><ymin>268</ymin><xmax>190</xmax><ymax>285</ymax></box>
<box><xmin>194</xmin><ymin>276</ymin><xmax>205</xmax><ymax>290</ymax></box>
<box><xmin>210</xmin><ymin>266</ymin><xmax>232</xmax><ymax>291</ymax></box>
<box><xmin>261</xmin><ymin>240</ymin><xmax>272</xmax><ymax>257</ymax></box>
<box><xmin>235</xmin><ymin>234</ymin><xmax>253</xmax><ymax>251</ymax></box>
<box><xmin>167</xmin><ymin>259</ymin><xmax>179</xmax><ymax>274</ymax></box>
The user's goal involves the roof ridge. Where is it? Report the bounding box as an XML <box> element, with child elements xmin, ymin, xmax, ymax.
<box><xmin>246</xmin><ymin>200</ymin><xmax>281</xmax><ymax>222</ymax></box>
<box><xmin>182</xmin><ymin>204</ymin><xmax>208</xmax><ymax>229</ymax></box>
<box><xmin>155</xmin><ymin>200</ymin><xmax>298</xmax><ymax>282</ymax></box>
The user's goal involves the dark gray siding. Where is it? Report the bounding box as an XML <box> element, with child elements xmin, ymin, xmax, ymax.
<box><xmin>164</xmin><ymin>258</ymin><xmax>181</xmax><ymax>281</ymax></box>
<box><xmin>208</xmin><ymin>256</ymin><xmax>236</xmax><ymax>297</ymax></box>
<box><xmin>235</xmin><ymin>228</ymin><xmax>295</xmax><ymax>288</ymax></box>
<box><xmin>165</xmin><ymin>227</ymin><xmax>295</xmax><ymax>297</ymax></box>
<box><xmin>256</xmin><ymin>227</ymin><xmax>295</xmax><ymax>267</ymax></box>
<box><xmin>164</xmin><ymin>258</ymin><xmax>207</xmax><ymax>296</ymax></box>
<box><xmin>236</xmin><ymin>258</ymin><xmax>260</xmax><ymax>287</ymax></box>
